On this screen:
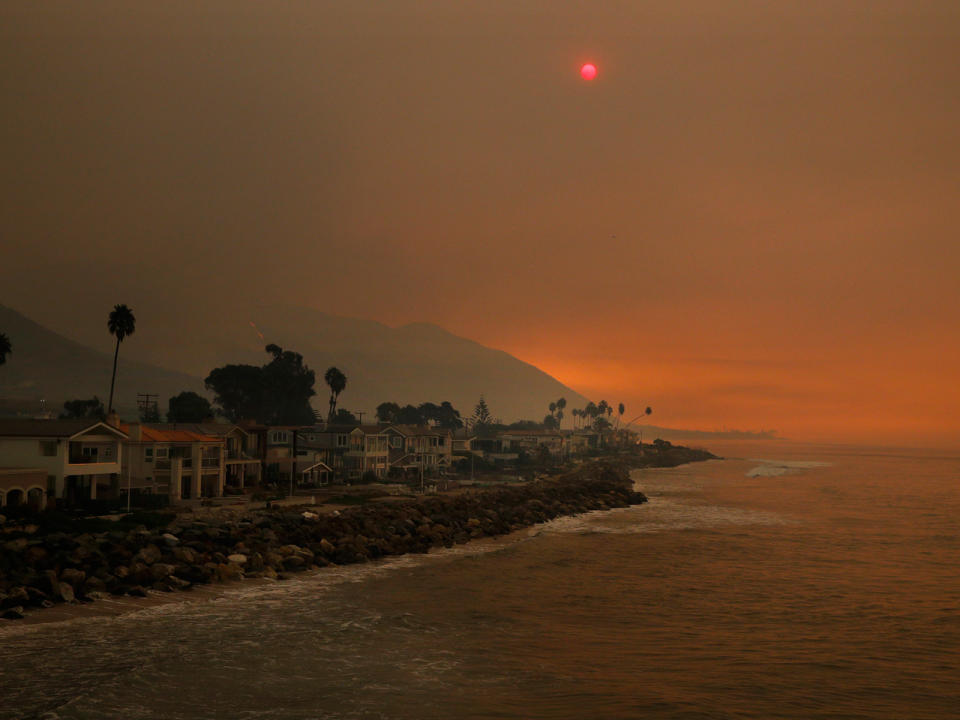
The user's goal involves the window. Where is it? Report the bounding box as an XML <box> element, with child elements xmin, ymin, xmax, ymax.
<box><xmin>271</xmin><ymin>431</ymin><xmax>290</xmax><ymax>444</ymax></box>
<box><xmin>145</xmin><ymin>448</ymin><xmax>154</xmax><ymax>462</ymax></box>
<box><xmin>82</xmin><ymin>446</ymin><xmax>98</xmax><ymax>459</ymax></box>
<box><xmin>102</xmin><ymin>446</ymin><xmax>113</xmax><ymax>459</ymax></box>
<box><xmin>39</xmin><ymin>441</ymin><xmax>57</xmax><ymax>457</ymax></box>
<box><xmin>337</xmin><ymin>434</ymin><xmax>348</xmax><ymax>447</ymax></box>
<box><xmin>47</xmin><ymin>476</ymin><xmax>56</xmax><ymax>494</ymax></box>
<box><xmin>390</xmin><ymin>436</ymin><xmax>401</xmax><ymax>449</ymax></box>
<box><xmin>155</xmin><ymin>448</ymin><xmax>169</xmax><ymax>458</ymax></box>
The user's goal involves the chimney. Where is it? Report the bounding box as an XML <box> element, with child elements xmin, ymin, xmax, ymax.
<box><xmin>105</xmin><ymin>411</ymin><xmax>121</xmax><ymax>428</ymax></box>
<box><xmin>127</xmin><ymin>423</ymin><xmax>142</xmax><ymax>441</ymax></box>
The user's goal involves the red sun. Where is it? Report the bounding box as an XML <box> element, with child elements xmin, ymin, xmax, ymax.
<box><xmin>580</xmin><ymin>63</ymin><xmax>598</xmax><ymax>81</ymax></box>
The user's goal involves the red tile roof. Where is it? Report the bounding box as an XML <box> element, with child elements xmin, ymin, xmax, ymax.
<box><xmin>121</xmin><ymin>424</ymin><xmax>222</xmax><ymax>443</ymax></box>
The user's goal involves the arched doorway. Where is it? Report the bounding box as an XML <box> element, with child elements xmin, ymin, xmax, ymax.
<box><xmin>27</xmin><ymin>487</ymin><xmax>45</xmax><ymax>509</ymax></box>
<box><xmin>6</xmin><ymin>488</ymin><xmax>24</xmax><ymax>507</ymax></box>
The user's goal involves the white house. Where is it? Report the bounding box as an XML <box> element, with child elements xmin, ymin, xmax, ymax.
<box><xmin>0</xmin><ymin>419</ymin><xmax>128</xmax><ymax>506</ymax></box>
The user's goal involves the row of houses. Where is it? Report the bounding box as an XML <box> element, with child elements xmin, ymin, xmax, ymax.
<box><xmin>0</xmin><ymin>416</ymin><xmax>605</xmax><ymax>509</ymax></box>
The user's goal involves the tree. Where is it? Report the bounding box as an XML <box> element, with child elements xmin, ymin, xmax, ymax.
<box><xmin>324</xmin><ymin>367</ymin><xmax>347</xmax><ymax>422</ymax></box>
<box><xmin>618</xmin><ymin>402</ymin><xmax>625</xmax><ymax>428</ymax></box>
<box><xmin>543</xmin><ymin>414</ymin><xmax>560</xmax><ymax>430</ymax></box>
<box><xmin>376</xmin><ymin>401</ymin><xmax>401</xmax><ymax>423</ymax></box>
<box><xmin>168</xmin><ymin>391</ymin><xmax>214</xmax><ymax>423</ymax></box>
<box><xmin>418</xmin><ymin>402</ymin><xmax>441</xmax><ymax>425</ymax></box>
<box><xmin>556</xmin><ymin>397</ymin><xmax>566</xmax><ymax>428</ymax></box>
<box><xmin>205</xmin><ymin>364</ymin><xmax>265</xmax><ymax>422</ymax></box>
<box><xmin>331</xmin><ymin>408</ymin><xmax>358</xmax><ymax>424</ymax></box>
<box><xmin>263</xmin><ymin>345</ymin><xmax>316</xmax><ymax>424</ymax></box>
<box><xmin>205</xmin><ymin>346</ymin><xmax>317</xmax><ymax>424</ymax></box>
<box><xmin>107</xmin><ymin>304</ymin><xmax>136</xmax><ymax>413</ymax></box>
<box><xmin>396</xmin><ymin>404</ymin><xmax>425</xmax><ymax>425</ymax></box>
<box><xmin>436</xmin><ymin>401</ymin><xmax>463</xmax><ymax>430</ymax></box>
<box><xmin>0</xmin><ymin>333</ymin><xmax>11</xmax><ymax>366</ymax></box>
<box><xmin>473</xmin><ymin>395</ymin><xmax>492</xmax><ymax>427</ymax></box>
<box><xmin>584</xmin><ymin>402</ymin><xmax>598</xmax><ymax>426</ymax></box>
<box><xmin>60</xmin><ymin>396</ymin><xmax>106</xmax><ymax>420</ymax></box>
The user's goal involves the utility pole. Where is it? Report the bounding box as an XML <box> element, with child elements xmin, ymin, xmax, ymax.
<box><xmin>136</xmin><ymin>393</ymin><xmax>159</xmax><ymax>421</ymax></box>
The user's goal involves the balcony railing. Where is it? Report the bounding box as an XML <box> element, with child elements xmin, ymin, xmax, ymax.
<box><xmin>68</xmin><ymin>455</ymin><xmax>94</xmax><ymax>464</ymax></box>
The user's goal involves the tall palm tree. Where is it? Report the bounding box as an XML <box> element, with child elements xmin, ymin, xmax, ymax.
<box><xmin>324</xmin><ymin>366</ymin><xmax>347</xmax><ymax>422</ymax></box>
<box><xmin>556</xmin><ymin>397</ymin><xmax>566</xmax><ymax>428</ymax></box>
<box><xmin>107</xmin><ymin>304</ymin><xmax>136</xmax><ymax>413</ymax></box>
<box><xmin>0</xmin><ymin>333</ymin><xmax>11</xmax><ymax>366</ymax></box>
<box><xmin>617</xmin><ymin>402</ymin><xmax>625</xmax><ymax>429</ymax></box>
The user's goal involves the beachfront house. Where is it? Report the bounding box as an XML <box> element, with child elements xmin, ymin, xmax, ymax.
<box><xmin>385</xmin><ymin>425</ymin><xmax>454</xmax><ymax>479</ymax></box>
<box><xmin>498</xmin><ymin>428</ymin><xmax>565</xmax><ymax>460</ymax></box>
<box><xmin>0</xmin><ymin>418</ymin><xmax>127</xmax><ymax>507</ymax></box>
<box><xmin>121</xmin><ymin>423</ymin><xmax>226</xmax><ymax>502</ymax></box>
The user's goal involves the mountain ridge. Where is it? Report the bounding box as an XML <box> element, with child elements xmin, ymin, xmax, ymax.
<box><xmin>0</xmin><ymin>303</ymin><xmax>589</xmax><ymax>423</ymax></box>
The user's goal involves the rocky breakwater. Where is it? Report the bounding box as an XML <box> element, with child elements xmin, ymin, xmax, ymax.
<box><xmin>1</xmin><ymin>462</ymin><xmax>645</xmax><ymax>620</ymax></box>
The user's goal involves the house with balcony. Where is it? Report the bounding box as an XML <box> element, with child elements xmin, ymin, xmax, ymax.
<box><xmin>385</xmin><ymin>425</ymin><xmax>454</xmax><ymax>478</ymax></box>
<box><xmin>121</xmin><ymin>424</ymin><xmax>225</xmax><ymax>502</ymax></box>
<box><xmin>299</xmin><ymin>425</ymin><xmax>356</xmax><ymax>482</ymax></box>
<box><xmin>0</xmin><ymin>419</ymin><xmax>127</xmax><ymax>506</ymax></box>
<box><xmin>498</xmin><ymin>428</ymin><xmax>566</xmax><ymax>460</ymax></box>
<box><xmin>257</xmin><ymin>425</ymin><xmax>336</xmax><ymax>488</ymax></box>
<box><xmin>342</xmin><ymin>425</ymin><xmax>390</xmax><ymax>481</ymax></box>
<box><xmin>159</xmin><ymin>423</ymin><xmax>262</xmax><ymax>490</ymax></box>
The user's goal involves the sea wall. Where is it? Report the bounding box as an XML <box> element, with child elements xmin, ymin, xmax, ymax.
<box><xmin>1</xmin><ymin>461</ymin><xmax>645</xmax><ymax>619</ymax></box>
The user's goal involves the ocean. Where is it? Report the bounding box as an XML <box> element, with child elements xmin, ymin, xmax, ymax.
<box><xmin>2</xmin><ymin>442</ymin><xmax>959</xmax><ymax>719</ymax></box>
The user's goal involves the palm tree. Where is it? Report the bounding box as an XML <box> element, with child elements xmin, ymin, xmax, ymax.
<box><xmin>556</xmin><ymin>397</ymin><xmax>566</xmax><ymax>428</ymax></box>
<box><xmin>0</xmin><ymin>333</ymin><xmax>11</xmax><ymax>366</ymax></box>
<box><xmin>617</xmin><ymin>402</ymin><xmax>625</xmax><ymax>429</ymax></box>
<box><xmin>107</xmin><ymin>304</ymin><xmax>136</xmax><ymax>413</ymax></box>
<box><xmin>324</xmin><ymin>366</ymin><xmax>347</xmax><ymax>422</ymax></box>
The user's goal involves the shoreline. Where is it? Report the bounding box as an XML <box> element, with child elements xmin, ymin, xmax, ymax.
<box><xmin>2</xmin><ymin>449</ymin><xmax>714</xmax><ymax>625</ymax></box>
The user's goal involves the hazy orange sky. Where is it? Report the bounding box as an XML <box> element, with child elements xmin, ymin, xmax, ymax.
<box><xmin>2</xmin><ymin>1</ymin><xmax>959</xmax><ymax>447</ymax></box>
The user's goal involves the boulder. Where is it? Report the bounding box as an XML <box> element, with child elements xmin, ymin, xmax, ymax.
<box><xmin>227</xmin><ymin>554</ymin><xmax>248</xmax><ymax>566</ymax></box>
<box><xmin>136</xmin><ymin>544</ymin><xmax>163</xmax><ymax>564</ymax></box>
<box><xmin>57</xmin><ymin>582</ymin><xmax>76</xmax><ymax>604</ymax></box>
<box><xmin>161</xmin><ymin>533</ymin><xmax>180</xmax><ymax>547</ymax></box>
<box><xmin>60</xmin><ymin>568</ymin><xmax>87</xmax><ymax>589</ymax></box>
<box><xmin>127</xmin><ymin>586</ymin><xmax>148</xmax><ymax>598</ymax></box>
<box><xmin>2</xmin><ymin>587</ymin><xmax>30</xmax><ymax>609</ymax></box>
<box><xmin>150</xmin><ymin>563</ymin><xmax>177</xmax><ymax>581</ymax></box>
<box><xmin>217</xmin><ymin>563</ymin><xmax>243</xmax><ymax>582</ymax></box>
<box><xmin>281</xmin><ymin>555</ymin><xmax>305</xmax><ymax>570</ymax></box>
<box><xmin>173</xmin><ymin>547</ymin><xmax>197</xmax><ymax>564</ymax></box>
<box><xmin>2</xmin><ymin>607</ymin><xmax>25</xmax><ymax>620</ymax></box>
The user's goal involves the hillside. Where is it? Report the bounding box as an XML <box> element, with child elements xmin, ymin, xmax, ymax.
<box><xmin>0</xmin><ymin>305</ymin><xmax>589</xmax><ymax>423</ymax></box>
<box><xmin>0</xmin><ymin>304</ymin><xmax>205</xmax><ymax>418</ymax></box>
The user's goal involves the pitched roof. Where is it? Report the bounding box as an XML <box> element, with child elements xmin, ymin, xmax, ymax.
<box><xmin>0</xmin><ymin>419</ymin><xmax>128</xmax><ymax>439</ymax></box>
<box><xmin>500</xmin><ymin>428</ymin><xmax>562</xmax><ymax>437</ymax></box>
<box><xmin>389</xmin><ymin>424</ymin><xmax>452</xmax><ymax>437</ymax></box>
<box><xmin>121</xmin><ymin>424</ymin><xmax>222</xmax><ymax>443</ymax></box>
<box><xmin>151</xmin><ymin>422</ymin><xmax>249</xmax><ymax>438</ymax></box>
